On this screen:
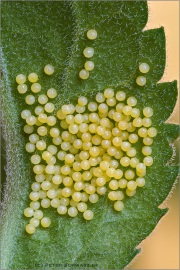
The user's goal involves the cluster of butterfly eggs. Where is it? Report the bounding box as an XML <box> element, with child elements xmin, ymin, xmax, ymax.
<box><xmin>79</xmin><ymin>29</ymin><xmax>97</xmax><ymax>80</ymax></box>
<box><xmin>16</xmin><ymin>64</ymin><xmax>157</xmax><ymax>234</ymax></box>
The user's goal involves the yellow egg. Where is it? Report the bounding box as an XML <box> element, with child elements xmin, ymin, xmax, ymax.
<box><xmin>28</xmin><ymin>73</ymin><xmax>38</xmax><ymax>83</ymax></box>
<box><xmin>44</xmin><ymin>64</ymin><xmax>54</xmax><ymax>75</ymax></box>
<box><xmin>87</xmin><ymin>29</ymin><xmax>97</xmax><ymax>40</ymax></box>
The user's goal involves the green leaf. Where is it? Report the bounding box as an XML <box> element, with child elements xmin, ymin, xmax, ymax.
<box><xmin>1</xmin><ymin>1</ymin><xmax>178</xmax><ymax>269</ymax></box>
